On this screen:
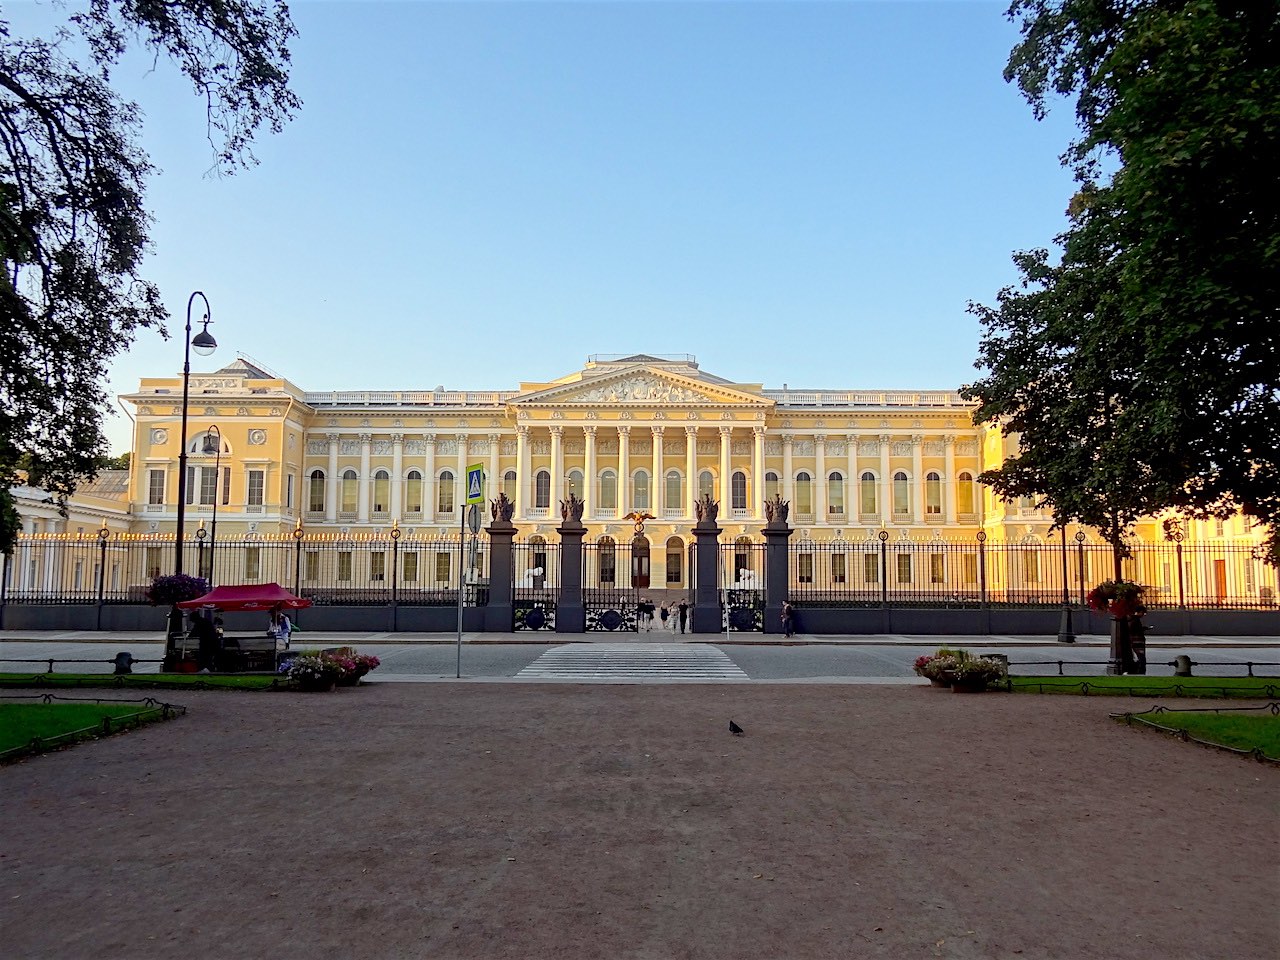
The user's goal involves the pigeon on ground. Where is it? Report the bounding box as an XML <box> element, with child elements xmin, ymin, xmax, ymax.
<box><xmin>729</xmin><ymin>720</ymin><xmax>744</xmax><ymax>736</ymax></box>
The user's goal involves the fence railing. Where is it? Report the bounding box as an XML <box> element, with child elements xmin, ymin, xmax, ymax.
<box><xmin>785</xmin><ymin>539</ymin><xmax>1279</xmax><ymax>609</ymax></box>
<box><xmin>1</xmin><ymin>534</ymin><xmax>491</xmax><ymax>608</ymax></box>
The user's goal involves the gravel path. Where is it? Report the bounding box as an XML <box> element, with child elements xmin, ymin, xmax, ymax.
<box><xmin>1</xmin><ymin>685</ymin><xmax>1275</xmax><ymax>959</ymax></box>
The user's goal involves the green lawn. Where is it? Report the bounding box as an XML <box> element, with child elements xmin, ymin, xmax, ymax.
<box><xmin>1126</xmin><ymin>710</ymin><xmax>1280</xmax><ymax>760</ymax></box>
<box><xmin>0</xmin><ymin>702</ymin><xmax>169</xmax><ymax>758</ymax></box>
<box><xmin>1009</xmin><ymin>675</ymin><xmax>1280</xmax><ymax>699</ymax></box>
<box><xmin>0</xmin><ymin>672</ymin><xmax>282</xmax><ymax>690</ymax></box>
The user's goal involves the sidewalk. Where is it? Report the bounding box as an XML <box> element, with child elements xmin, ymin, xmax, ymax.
<box><xmin>1</xmin><ymin>628</ymin><xmax>1276</xmax><ymax>647</ymax></box>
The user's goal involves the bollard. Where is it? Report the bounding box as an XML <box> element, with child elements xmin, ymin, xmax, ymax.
<box><xmin>113</xmin><ymin>652</ymin><xmax>134</xmax><ymax>675</ymax></box>
<box><xmin>1172</xmin><ymin>654</ymin><xmax>1193</xmax><ymax>678</ymax></box>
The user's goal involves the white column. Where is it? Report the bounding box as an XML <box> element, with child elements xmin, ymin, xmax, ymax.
<box><xmin>815</xmin><ymin>435</ymin><xmax>827</xmax><ymax>522</ymax></box>
<box><xmin>357</xmin><ymin>433</ymin><xmax>372</xmax><ymax>522</ymax></box>
<box><xmin>719</xmin><ymin>426</ymin><xmax>732</xmax><ymax>510</ymax></box>
<box><xmin>847</xmin><ymin>435</ymin><xmax>858</xmax><ymax>518</ymax></box>
<box><xmin>516</xmin><ymin>425</ymin><xmax>530</xmax><ymax>517</ymax></box>
<box><xmin>617</xmin><ymin>426</ymin><xmax>630</xmax><ymax>518</ymax></box>
<box><xmin>489</xmin><ymin>433</ymin><xmax>500</xmax><ymax>505</ymax></box>
<box><xmin>456</xmin><ymin>434</ymin><xmax>468</xmax><ymax>514</ymax></box>
<box><xmin>651</xmin><ymin>426</ymin><xmax>664</xmax><ymax>515</ymax></box>
<box><xmin>912</xmin><ymin>435</ymin><xmax>924</xmax><ymax>524</ymax></box>
<box><xmin>423</xmin><ymin>434</ymin><xmax>437</xmax><ymax>520</ymax></box>
<box><xmin>325</xmin><ymin>433</ymin><xmax>339</xmax><ymax>521</ymax></box>
<box><xmin>550</xmin><ymin>426</ymin><xmax>563</xmax><ymax>516</ymax></box>
<box><xmin>584</xmin><ymin>426</ymin><xmax>597</xmax><ymax>516</ymax></box>
<box><xmin>782</xmin><ymin>434</ymin><xmax>794</xmax><ymax>507</ymax></box>
<box><xmin>879</xmin><ymin>435</ymin><xmax>891</xmax><ymax>526</ymax></box>
<box><xmin>685</xmin><ymin>427</ymin><xmax>697</xmax><ymax>518</ymax></box>
<box><xmin>391</xmin><ymin>433</ymin><xmax>404</xmax><ymax>520</ymax></box>
<box><xmin>944</xmin><ymin>435</ymin><xmax>957</xmax><ymax>524</ymax></box>
<box><xmin>752</xmin><ymin>426</ymin><xmax>765</xmax><ymax>519</ymax></box>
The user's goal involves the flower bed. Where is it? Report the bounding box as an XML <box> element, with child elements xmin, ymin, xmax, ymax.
<box><xmin>278</xmin><ymin>650</ymin><xmax>382</xmax><ymax>691</ymax></box>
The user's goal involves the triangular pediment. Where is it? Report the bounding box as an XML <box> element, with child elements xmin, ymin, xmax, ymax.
<box><xmin>510</xmin><ymin>365</ymin><xmax>771</xmax><ymax>407</ymax></box>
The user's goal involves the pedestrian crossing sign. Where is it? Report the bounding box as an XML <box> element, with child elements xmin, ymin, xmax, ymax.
<box><xmin>466</xmin><ymin>463</ymin><xmax>484</xmax><ymax>504</ymax></box>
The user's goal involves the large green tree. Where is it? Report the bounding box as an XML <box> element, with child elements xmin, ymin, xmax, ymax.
<box><xmin>968</xmin><ymin>0</ymin><xmax>1280</xmax><ymax>560</ymax></box>
<box><xmin>0</xmin><ymin>1</ymin><xmax>300</xmax><ymax>551</ymax></box>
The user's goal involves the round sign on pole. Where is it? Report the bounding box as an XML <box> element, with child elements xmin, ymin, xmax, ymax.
<box><xmin>467</xmin><ymin>503</ymin><xmax>482</xmax><ymax>535</ymax></box>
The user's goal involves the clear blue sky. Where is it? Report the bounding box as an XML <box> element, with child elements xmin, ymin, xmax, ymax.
<box><xmin>10</xmin><ymin>1</ymin><xmax>1081</xmax><ymax>453</ymax></box>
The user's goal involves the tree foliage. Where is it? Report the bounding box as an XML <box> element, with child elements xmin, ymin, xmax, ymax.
<box><xmin>967</xmin><ymin>0</ymin><xmax>1280</xmax><ymax>561</ymax></box>
<box><xmin>0</xmin><ymin>1</ymin><xmax>299</xmax><ymax>552</ymax></box>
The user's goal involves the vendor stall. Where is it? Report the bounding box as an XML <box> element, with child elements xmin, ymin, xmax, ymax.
<box><xmin>177</xmin><ymin>583</ymin><xmax>312</xmax><ymax>671</ymax></box>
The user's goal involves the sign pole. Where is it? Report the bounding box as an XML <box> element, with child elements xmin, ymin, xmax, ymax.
<box><xmin>458</xmin><ymin>463</ymin><xmax>485</xmax><ymax>679</ymax></box>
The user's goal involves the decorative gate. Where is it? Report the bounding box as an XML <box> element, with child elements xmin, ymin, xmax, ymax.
<box><xmin>513</xmin><ymin>539</ymin><xmax>558</xmax><ymax>631</ymax></box>
<box><xmin>583</xmin><ymin>538</ymin><xmax>638</xmax><ymax>632</ymax></box>
<box><xmin>721</xmin><ymin>540</ymin><xmax>766</xmax><ymax>632</ymax></box>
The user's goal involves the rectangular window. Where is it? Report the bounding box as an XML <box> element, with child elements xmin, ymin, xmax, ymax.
<box><xmin>435</xmin><ymin>552</ymin><xmax>451</xmax><ymax>583</ymax></box>
<box><xmin>222</xmin><ymin>466</ymin><xmax>232</xmax><ymax>506</ymax></box>
<box><xmin>962</xmin><ymin>554</ymin><xmax>978</xmax><ymax>585</ymax></box>
<box><xmin>73</xmin><ymin>561</ymin><xmax>83</xmax><ymax>591</ymax></box>
<box><xmin>599</xmin><ymin>549</ymin><xmax>615</xmax><ymax>585</ymax></box>
<box><xmin>245</xmin><ymin>547</ymin><xmax>260</xmax><ymax>580</ymax></box>
<box><xmin>403</xmin><ymin>552</ymin><xmax>418</xmax><ymax>583</ymax></box>
<box><xmin>286</xmin><ymin>474</ymin><xmax>294</xmax><ymax>509</ymax></box>
<box><xmin>798</xmin><ymin>553</ymin><xmax>814</xmax><ymax>584</ymax></box>
<box><xmin>305</xmin><ymin>551</ymin><xmax>319</xmax><ymax>581</ymax></box>
<box><xmin>371</xmin><ymin>551</ymin><xmax>385</xmax><ymax>582</ymax></box>
<box><xmin>338</xmin><ymin>551</ymin><xmax>352</xmax><ymax>581</ymax></box>
<box><xmin>1024</xmin><ymin>552</ymin><xmax>1040</xmax><ymax>584</ymax></box>
<box><xmin>863</xmin><ymin>552</ymin><xmax>879</xmax><ymax>584</ymax></box>
<box><xmin>145</xmin><ymin>547</ymin><xmax>162</xmax><ymax>579</ymax></box>
<box><xmin>896</xmin><ymin>553</ymin><xmax>912</xmax><ymax>584</ymax></box>
<box><xmin>930</xmin><ymin>553</ymin><xmax>945</xmax><ymax>584</ymax></box>
<box><xmin>247</xmin><ymin>470</ymin><xmax>265</xmax><ymax>506</ymax></box>
<box><xmin>148</xmin><ymin>470</ymin><xmax>165</xmax><ymax>505</ymax></box>
<box><xmin>832</xmin><ymin>553</ymin><xmax>846</xmax><ymax>584</ymax></box>
<box><xmin>666</xmin><ymin>550</ymin><xmax>682</xmax><ymax>583</ymax></box>
<box><xmin>199</xmin><ymin>467</ymin><xmax>217</xmax><ymax>506</ymax></box>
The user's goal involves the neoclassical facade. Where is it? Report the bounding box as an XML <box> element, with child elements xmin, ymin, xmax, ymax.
<box><xmin>109</xmin><ymin>352</ymin><xmax>1256</xmax><ymax>555</ymax></box>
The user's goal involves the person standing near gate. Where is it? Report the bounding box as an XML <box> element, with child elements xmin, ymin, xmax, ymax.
<box><xmin>677</xmin><ymin>599</ymin><xmax>688</xmax><ymax>634</ymax></box>
<box><xmin>782</xmin><ymin>600</ymin><xmax>795</xmax><ymax>638</ymax></box>
<box><xmin>659</xmin><ymin>602</ymin><xmax>670</xmax><ymax>632</ymax></box>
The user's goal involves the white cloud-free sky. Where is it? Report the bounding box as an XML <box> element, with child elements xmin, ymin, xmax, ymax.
<box><xmin>9</xmin><ymin>1</ymin><xmax>1081</xmax><ymax>453</ymax></box>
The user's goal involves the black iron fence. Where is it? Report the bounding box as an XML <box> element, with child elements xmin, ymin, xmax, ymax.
<box><xmin>786</xmin><ymin>538</ymin><xmax>1279</xmax><ymax>609</ymax></box>
<box><xmin>2</xmin><ymin>534</ymin><xmax>491</xmax><ymax>608</ymax></box>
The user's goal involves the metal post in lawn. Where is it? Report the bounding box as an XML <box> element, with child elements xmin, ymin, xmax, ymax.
<box><xmin>1057</xmin><ymin>520</ymin><xmax>1075</xmax><ymax>644</ymax></box>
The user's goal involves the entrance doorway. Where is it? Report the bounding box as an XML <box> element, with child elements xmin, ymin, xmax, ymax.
<box><xmin>631</xmin><ymin>534</ymin><xmax>650</xmax><ymax>589</ymax></box>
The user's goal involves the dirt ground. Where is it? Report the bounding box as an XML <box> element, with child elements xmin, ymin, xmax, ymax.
<box><xmin>0</xmin><ymin>684</ymin><xmax>1276</xmax><ymax>960</ymax></box>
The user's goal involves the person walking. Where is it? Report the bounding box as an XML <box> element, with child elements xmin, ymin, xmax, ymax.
<box><xmin>781</xmin><ymin>600</ymin><xmax>795</xmax><ymax>638</ymax></box>
<box><xmin>659</xmin><ymin>602</ymin><xmax>670</xmax><ymax>633</ymax></box>
<box><xmin>677</xmin><ymin>599</ymin><xmax>688</xmax><ymax>634</ymax></box>
<box><xmin>278</xmin><ymin>611</ymin><xmax>293</xmax><ymax>649</ymax></box>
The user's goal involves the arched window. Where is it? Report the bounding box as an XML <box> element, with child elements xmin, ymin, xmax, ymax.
<box><xmin>341</xmin><ymin>469</ymin><xmax>358</xmax><ymax>513</ymax></box>
<box><xmin>957</xmin><ymin>472</ymin><xmax>975</xmax><ymax>515</ymax></box>
<box><xmin>731</xmin><ymin>471</ymin><xmax>747</xmax><ymax>510</ymax></box>
<box><xmin>438</xmin><ymin>470</ymin><xmax>455</xmax><ymax>513</ymax></box>
<box><xmin>567</xmin><ymin>469</ymin><xmax>583</xmax><ymax>500</ymax></box>
<box><xmin>893</xmin><ymin>471</ymin><xmax>909</xmax><ymax>515</ymax></box>
<box><xmin>600</xmin><ymin>470</ymin><xmax>617</xmax><ymax>511</ymax></box>
<box><xmin>633</xmin><ymin>469</ymin><xmax>650</xmax><ymax>510</ymax></box>
<box><xmin>925</xmin><ymin>471</ymin><xmax>942</xmax><ymax>515</ymax></box>
<box><xmin>665</xmin><ymin>470</ymin><xmax>682</xmax><ymax>510</ymax></box>
<box><xmin>666</xmin><ymin>536</ymin><xmax>683</xmax><ymax>584</ymax></box>
<box><xmin>795</xmin><ymin>472</ymin><xmax>812</xmax><ymax>514</ymax></box>
<box><xmin>860</xmin><ymin>471</ymin><xmax>877</xmax><ymax>515</ymax></box>
<box><xmin>828</xmin><ymin>471</ymin><xmax>845</xmax><ymax>514</ymax></box>
<box><xmin>308</xmin><ymin>470</ymin><xmax>325</xmax><ymax>513</ymax></box>
<box><xmin>502</xmin><ymin>470</ymin><xmax>517</xmax><ymax>496</ymax></box>
<box><xmin>598</xmin><ymin>535</ymin><xmax>616</xmax><ymax>585</ymax></box>
<box><xmin>535</xmin><ymin>470</ymin><xmax>550</xmax><ymax>509</ymax></box>
<box><xmin>698</xmin><ymin>470</ymin><xmax>714</xmax><ymax>499</ymax></box>
<box><xmin>406</xmin><ymin>470</ymin><xmax>422</xmax><ymax>513</ymax></box>
<box><xmin>765</xmin><ymin>471</ymin><xmax>780</xmax><ymax>500</ymax></box>
<box><xmin>373</xmin><ymin>469</ymin><xmax>390</xmax><ymax>513</ymax></box>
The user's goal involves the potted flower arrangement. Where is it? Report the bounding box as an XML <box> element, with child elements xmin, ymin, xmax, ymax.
<box><xmin>146</xmin><ymin>573</ymin><xmax>209</xmax><ymax>606</ymax></box>
<box><xmin>280</xmin><ymin>655</ymin><xmax>341</xmax><ymax>692</ymax></box>
<box><xmin>1086</xmin><ymin>579</ymin><xmax>1146</xmax><ymax>619</ymax></box>
<box><xmin>351</xmin><ymin>654</ymin><xmax>381</xmax><ymax>681</ymax></box>
<box><xmin>950</xmin><ymin>656</ymin><xmax>1008</xmax><ymax>693</ymax></box>
<box><xmin>325</xmin><ymin>652</ymin><xmax>361</xmax><ymax>686</ymax></box>
<box><xmin>917</xmin><ymin>648</ymin><xmax>971</xmax><ymax>686</ymax></box>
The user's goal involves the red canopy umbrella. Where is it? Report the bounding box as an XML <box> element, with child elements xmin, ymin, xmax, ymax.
<box><xmin>177</xmin><ymin>582</ymin><xmax>313</xmax><ymax>611</ymax></box>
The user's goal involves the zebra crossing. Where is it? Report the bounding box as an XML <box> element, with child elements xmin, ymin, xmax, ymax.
<box><xmin>516</xmin><ymin>643</ymin><xmax>749</xmax><ymax>681</ymax></box>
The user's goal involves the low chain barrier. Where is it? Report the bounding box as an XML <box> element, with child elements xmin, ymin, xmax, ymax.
<box><xmin>1009</xmin><ymin>679</ymin><xmax>1280</xmax><ymax>698</ymax></box>
<box><xmin>1111</xmin><ymin>702</ymin><xmax>1280</xmax><ymax>765</ymax></box>
<box><xmin>1007</xmin><ymin>659</ymin><xmax>1280</xmax><ymax>677</ymax></box>
<box><xmin>0</xmin><ymin>693</ymin><xmax>186</xmax><ymax>763</ymax></box>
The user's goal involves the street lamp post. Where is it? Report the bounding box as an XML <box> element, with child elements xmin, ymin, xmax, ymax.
<box><xmin>168</xmin><ymin>291</ymin><xmax>216</xmax><ymax>663</ymax></box>
<box><xmin>202</xmin><ymin>424</ymin><xmax>222</xmax><ymax>587</ymax></box>
<box><xmin>1056</xmin><ymin>519</ymin><xmax>1076</xmax><ymax>643</ymax></box>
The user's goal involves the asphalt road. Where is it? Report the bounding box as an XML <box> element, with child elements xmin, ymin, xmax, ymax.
<box><xmin>2</xmin><ymin>639</ymin><xmax>1277</xmax><ymax>679</ymax></box>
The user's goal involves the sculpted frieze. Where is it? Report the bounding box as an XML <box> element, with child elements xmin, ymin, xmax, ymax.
<box><xmin>571</xmin><ymin>375</ymin><xmax>702</xmax><ymax>404</ymax></box>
